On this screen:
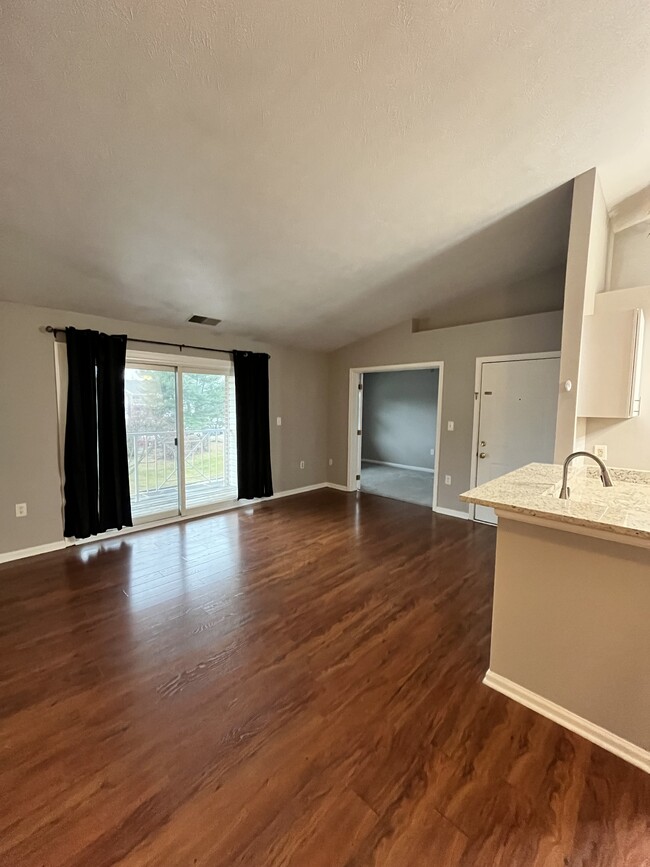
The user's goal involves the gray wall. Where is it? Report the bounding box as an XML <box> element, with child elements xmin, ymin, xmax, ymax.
<box><xmin>361</xmin><ymin>369</ymin><xmax>438</xmax><ymax>469</ymax></box>
<box><xmin>327</xmin><ymin>310</ymin><xmax>563</xmax><ymax>514</ymax></box>
<box><xmin>0</xmin><ymin>301</ymin><xmax>329</xmax><ymax>555</ymax></box>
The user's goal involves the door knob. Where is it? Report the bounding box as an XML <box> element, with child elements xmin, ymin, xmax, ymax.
<box><xmin>479</xmin><ymin>452</ymin><xmax>487</xmax><ymax>459</ymax></box>
<box><xmin>480</xmin><ymin>441</ymin><xmax>486</xmax><ymax>447</ymax></box>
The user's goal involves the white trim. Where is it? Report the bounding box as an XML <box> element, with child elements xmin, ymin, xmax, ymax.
<box><xmin>267</xmin><ymin>483</ymin><xmax>328</xmax><ymax>500</ymax></box>
<box><xmin>362</xmin><ymin>459</ymin><xmax>434</xmax><ymax>474</ymax></box>
<box><xmin>346</xmin><ymin>361</ymin><xmax>444</xmax><ymax>511</ymax></box>
<box><xmin>0</xmin><ymin>541</ymin><xmax>68</xmax><ymax>565</ymax></box>
<box><xmin>468</xmin><ymin>351</ymin><xmax>561</xmax><ymax>521</ymax></box>
<box><xmin>434</xmin><ymin>506</ymin><xmax>470</xmax><ymax>520</ymax></box>
<box><xmin>126</xmin><ymin>348</ymin><xmax>232</xmax><ymax>373</ymax></box>
<box><xmin>483</xmin><ymin>669</ymin><xmax>649</xmax><ymax>774</ymax></box>
<box><xmin>326</xmin><ymin>483</ymin><xmax>355</xmax><ymax>492</ymax></box>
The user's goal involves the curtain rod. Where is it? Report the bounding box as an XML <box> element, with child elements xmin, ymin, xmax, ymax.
<box><xmin>44</xmin><ymin>326</ymin><xmax>266</xmax><ymax>357</ymax></box>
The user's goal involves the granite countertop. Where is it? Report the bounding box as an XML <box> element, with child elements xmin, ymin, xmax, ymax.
<box><xmin>461</xmin><ymin>463</ymin><xmax>650</xmax><ymax>542</ymax></box>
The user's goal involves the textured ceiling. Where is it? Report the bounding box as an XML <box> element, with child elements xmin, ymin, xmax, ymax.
<box><xmin>1</xmin><ymin>0</ymin><xmax>650</xmax><ymax>349</ymax></box>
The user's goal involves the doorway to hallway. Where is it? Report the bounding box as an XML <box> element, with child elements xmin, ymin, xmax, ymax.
<box><xmin>348</xmin><ymin>363</ymin><xmax>443</xmax><ymax>510</ymax></box>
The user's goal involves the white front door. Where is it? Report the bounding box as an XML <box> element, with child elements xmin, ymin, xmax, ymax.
<box><xmin>474</xmin><ymin>357</ymin><xmax>560</xmax><ymax>524</ymax></box>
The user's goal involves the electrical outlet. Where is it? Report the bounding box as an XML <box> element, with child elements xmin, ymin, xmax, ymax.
<box><xmin>328</xmin><ymin>458</ymin><xmax>333</xmax><ymax>466</ymax></box>
<box><xmin>447</xmin><ymin>421</ymin><xmax>454</xmax><ymax>431</ymax></box>
<box><xmin>444</xmin><ymin>475</ymin><xmax>452</xmax><ymax>486</ymax></box>
<box><xmin>593</xmin><ymin>444</ymin><xmax>608</xmax><ymax>460</ymax></box>
<box><xmin>15</xmin><ymin>503</ymin><xmax>27</xmax><ymax>518</ymax></box>
<box><xmin>299</xmin><ymin>460</ymin><xmax>305</xmax><ymax>469</ymax></box>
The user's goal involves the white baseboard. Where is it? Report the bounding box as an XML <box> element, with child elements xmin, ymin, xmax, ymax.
<box><xmin>0</xmin><ymin>540</ymin><xmax>67</xmax><ymax>565</ymax></box>
<box><xmin>483</xmin><ymin>669</ymin><xmax>649</xmax><ymax>774</ymax></box>
<box><xmin>326</xmin><ymin>482</ymin><xmax>355</xmax><ymax>492</ymax></box>
<box><xmin>434</xmin><ymin>506</ymin><xmax>469</xmax><ymax>520</ymax></box>
<box><xmin>362</xmin><ymin>459</ymin><xmax>434</xmax><ymax>474</ymax></box>
<box><xmin>268</xmin><ymin>483</ymin><xmax>329</xmax><ymax>500</ymax></box>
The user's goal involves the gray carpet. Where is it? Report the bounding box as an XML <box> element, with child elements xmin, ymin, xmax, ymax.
<box><xmin>360</xmin><ymin>461</ymin><xmax>434</xmax><ymax>508</ymax></box>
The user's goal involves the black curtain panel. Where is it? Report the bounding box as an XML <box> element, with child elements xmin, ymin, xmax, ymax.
<box><xmin>96</xmin><ymin>333</ymin><xmax>132</xmax><ymax>533</ymax></box>
<box><xmin>63</xmin><ymin>327</ymin><xmax>133</xmax><ymax>538</ymax></box>
<box><xmin>63</xmin><ymin>329</ymin><xmax>100</xmax><ymax>538</ymax></box>
<box><xmin>233</xmin><ymin>350</ymin><xmax>274</xmax><ymax>500</ymax></box>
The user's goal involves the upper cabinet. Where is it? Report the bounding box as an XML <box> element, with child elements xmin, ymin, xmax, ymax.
<box><xmin>577</xmin><ymin>308</ymin><xmax>645</xmax><ymax>418</ymax></box>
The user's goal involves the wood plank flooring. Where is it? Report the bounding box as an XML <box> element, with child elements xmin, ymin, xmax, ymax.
<box><xmin>0</xmin><ymin>490</ymin><xmax>648</xmax><ymax>866</ymax></box>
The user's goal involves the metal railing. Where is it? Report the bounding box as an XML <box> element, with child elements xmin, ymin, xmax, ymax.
<box><xmin>127</xmin><ymin>428</ymin><xmax>233</xmax><ymax>503</ymax></box>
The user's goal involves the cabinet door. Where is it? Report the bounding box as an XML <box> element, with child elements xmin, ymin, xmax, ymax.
<box><xmin>577</xmin><ymin>308</ymin><xmax>644</xmax><ymax>418</ymax></box>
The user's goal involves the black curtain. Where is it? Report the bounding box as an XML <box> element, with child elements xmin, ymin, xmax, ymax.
<box><xmin>63</xmin><ymin>328</ymin><xmax>133</xmax><ymax>538</ymax></box>
<box><xmin>233</xmin><ymin>350</ymin><xmax>274</xmax><ymax>500</ymax></box>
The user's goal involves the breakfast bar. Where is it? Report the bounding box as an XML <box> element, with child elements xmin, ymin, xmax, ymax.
<box><xmin>462</xmin><ymin>462</ymin><xmax>650</xmax><ymax>772</ymax></box>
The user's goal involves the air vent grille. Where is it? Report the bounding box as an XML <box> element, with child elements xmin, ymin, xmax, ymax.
<box><xmin>187</xmin><ymin>315</ymin><xmax>221</xmax><ymax>326</ymax></box>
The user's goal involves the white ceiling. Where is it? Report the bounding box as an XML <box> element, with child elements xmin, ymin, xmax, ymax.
<box><xmin>2</xmin><ymin>0</ymin><xmax>650</xmax><ymax>350</ymax></box>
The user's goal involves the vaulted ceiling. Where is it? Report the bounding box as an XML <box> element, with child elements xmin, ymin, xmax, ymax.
<box><xmin>2</xmin><ymin>0</ymin><xmax>650</xmax><ymax>349</ymax></box>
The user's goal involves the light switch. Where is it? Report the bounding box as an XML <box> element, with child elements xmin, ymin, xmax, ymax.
<box><xmin>447</xmin><ymin>421</ymin><xmax>454</xmax><ymax>431</ymax></box>
<box><xmin>15</xmin><ymin>503</ymin><xmax>27</xmax><ymax>517</ymax></box>
<box><xmin>276</xmin><ymin>417</ymin><xmax>282</xmax><ymax>426</ymax></box>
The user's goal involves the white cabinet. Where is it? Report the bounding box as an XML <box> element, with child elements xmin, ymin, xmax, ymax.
<box><xmin>577</xmin><ymin>308</ymin><xmax>644</xmax><ymax>418</ymax></box>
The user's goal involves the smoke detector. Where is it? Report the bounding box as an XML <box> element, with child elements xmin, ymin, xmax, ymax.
<box><xmin>187</xmin><ymin>315</ymin><xmax>221</xmax><ymax>327</ymax></box>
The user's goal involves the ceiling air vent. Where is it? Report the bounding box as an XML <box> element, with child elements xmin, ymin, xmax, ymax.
<box><xmin>187</xmin><ymin>315</ymin><xmax>221</xmax><ymax>327</ymax></box>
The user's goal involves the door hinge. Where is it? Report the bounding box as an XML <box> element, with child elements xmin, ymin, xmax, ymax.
<box><xmin>357</xmin><ymin>429</ymin><xmax>362</xmax><ymax>436</ymax></box>
<box><xmin>358</xmin><ymin>382</ymin><xmax>363</xmax><ymax>390</ymax></box>
<box><xmin>174</xmin><ymin>437</ymin><xmax>178</xmax><ymax>446</ymax></box>
<box><xmin>356</xmin><ymin>474</ymin><xmax>361</xmax><ymax>481</ymax></box>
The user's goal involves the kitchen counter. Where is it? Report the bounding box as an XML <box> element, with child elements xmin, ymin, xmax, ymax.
<box><xmin>461</xmin><ymin>462</ymin><xmax>650</xmax><ymax>543</ymax></box>
<box><xmin>460</xmin><ymin>461</ymin><xmax>650</xmax><ymax>770</ymax></box>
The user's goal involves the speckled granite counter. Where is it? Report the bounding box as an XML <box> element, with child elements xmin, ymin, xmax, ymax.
<box><xmin>461</xmin><ymin>462</ymin><xmax>650</xmax><ymax>542</ymax></box>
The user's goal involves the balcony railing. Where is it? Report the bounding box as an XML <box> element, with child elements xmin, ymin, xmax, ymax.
<box><xmin>127</xmin><ymin>428</ymin><xmax>236</xmax><ymax>514</ymax></box>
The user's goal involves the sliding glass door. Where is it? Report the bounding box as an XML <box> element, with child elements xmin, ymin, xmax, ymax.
<box><xmin>181</xmin><ymin>370</ymin><xmax>237</xmax><ymax>510</ymax></box>
<box><xmin>125</xmin><ymin>357</ymin><xmax>237</xmax><ymax>523</ymax></box>
<box><xmin>125</xmin><ymin>366</ymin><xmax>179</xmax><ymax>521</ymax></box>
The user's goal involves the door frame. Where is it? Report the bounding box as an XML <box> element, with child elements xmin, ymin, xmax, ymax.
<box><xmin>125</xmin><ymin>349</ymin><xmax>236</xmax><ymax>523</ymax></box>
<box><xmin>346</xmin><ymin>361</ymin><xmax>444</xmax><ymax>511</ymax></box>
<box><xmin>468</xmin><ymin>351</ymin><xmax>561</xmax><ymax>522</ymax></box>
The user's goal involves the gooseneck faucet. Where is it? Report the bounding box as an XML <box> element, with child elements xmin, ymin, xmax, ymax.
<box><xmin>559</xmin><ymin>451</ymin><xmax>614</xmax><ymax>500</ymax></box>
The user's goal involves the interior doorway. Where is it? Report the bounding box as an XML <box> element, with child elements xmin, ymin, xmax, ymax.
<box><xmin>347</xmin><ymin>363</ymin><xmax>443</xmax><ymax>510</ymax></box>
<box><xmin>469</xmin><ymin>352</ymin><xmax>560</xmax><ymax>524</ymax></box>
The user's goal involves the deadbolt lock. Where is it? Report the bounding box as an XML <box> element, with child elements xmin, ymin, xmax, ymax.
<box><xmin>479</xmin><ymin>452</ymin><xmax>487</xmax><ymax>459</ymax></box>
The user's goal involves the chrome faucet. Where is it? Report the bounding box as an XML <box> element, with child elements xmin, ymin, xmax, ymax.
<box><xmin>559</xmin><ymin>451</ymin><xmax>613</xmax><ymax>499</ymax></box>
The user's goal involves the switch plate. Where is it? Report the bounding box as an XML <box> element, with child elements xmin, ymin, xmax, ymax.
<box><xmin>447</xmin><ymin>421</ymin><xmax>454</xmax><ymax>431</ymax></box>
<box><xmin>15</xmin><ymin>503</ymin><xmax>27</xmax><ymax>517</ymax></box>
<box><xmin>444</xmin><ymin>475</ymin><xmax>452</xmax><ymax>486</ymax></box>
<box><xmin>593</xmin><ymin>444</ymin><xmax>608</xmax><ymax>460</ymax></box>
<box><xmin>429</xmin><ymin>448</ymin><xmax>435</xmax><ymax>456</ymax></box>
<box><xmin>276</xmin><ymin>417</ymin><xmax>282</xmax><ymax>426</ymax></box>
<box><xmin>299</xmin><ymin>460</ymin><xmax>305</xmax><ymax>469</ymax></box>
<box><xmin>328</xmin><ymin>458</ymin><xmax>333</xmax><ymax>466</ymax></box>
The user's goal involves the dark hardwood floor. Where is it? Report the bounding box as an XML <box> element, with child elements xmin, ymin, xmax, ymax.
<box><xmin>0</xmin><ymin>490</ymin><xmax>648</xmax><ymax>866</ymax></box>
